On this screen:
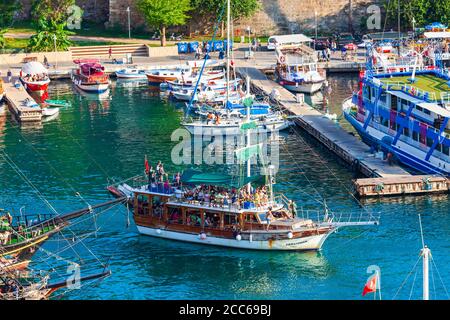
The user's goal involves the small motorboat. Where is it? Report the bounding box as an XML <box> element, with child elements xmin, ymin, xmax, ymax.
<box><xmin>115</xmin><ymin>68</ymin><xmax>147</xmax><ymax>79</ymax></box>
<box><xmin>20</xmin><ymin>62</ymin><xmax>51</xmax><ymax>92</ymax></box>
<box><xmin>41</xmin><ymin>107</ymin><xmax>59</xmax><ymax>117</ymax></box>
<box><xmin>44</xmin><ymin>99</ymin><xmax>72</xmax><ymax>108</ymax></box>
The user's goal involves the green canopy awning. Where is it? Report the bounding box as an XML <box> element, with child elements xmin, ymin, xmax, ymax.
<box><xmin>181</xmin><ymin>169</ymin><xmax>264</xmax><ymax>189</ymax></box>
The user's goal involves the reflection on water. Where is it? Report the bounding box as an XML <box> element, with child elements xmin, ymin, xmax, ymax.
<box><xmin>0</xmin><ymin>75</ymin><xmax>448</xmax><ymax>300</ymax></box>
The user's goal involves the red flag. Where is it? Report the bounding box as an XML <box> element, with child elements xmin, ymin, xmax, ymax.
<box><xmin>144</xmin><ymin>155</ymin><xmax>150</xmax><ymax>175</ymax></box>
<box><xmin>362</xmin><ymin>273</ymin><xmax>378</xmax><ymax>296</ymax></box>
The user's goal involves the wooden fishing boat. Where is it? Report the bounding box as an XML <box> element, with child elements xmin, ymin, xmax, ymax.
<box><xmin>0</xmin><ymin>269</ymin><xmax>111</xmax><ymax>300</ymax></box>
<box><xmin>71</xmin><ymin>59</ymin><xmax>110</xmax><ymax>93</ymax></box>
<box><xmin>146</xmin><ymin>67</ymin><xmax>192</xmax><ymax>85</ymax></box>
<box><xmin>0</xmin><ymin>198</ymin><xmax>126</xmax><ymax>265</ymax></box>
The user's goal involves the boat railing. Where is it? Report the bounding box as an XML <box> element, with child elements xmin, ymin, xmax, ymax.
<box><xmin>296</xmin><ymin>207</ymin><xmax>379</xmax><ymax>227</ymax></box>
<box><xmin>273</xmin><ymin>194</ymin><xmax>379</xmax><ymax>227</ymax></box>
<box><xmin>381</xmin><ymin>81</ymin><xmax>438</xmax><ymax>102</ymax></box>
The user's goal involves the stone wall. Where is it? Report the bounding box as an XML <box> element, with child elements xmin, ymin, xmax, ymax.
<box><xmin>14</xmin><ymin>0</ymin><xmax>110</xmax><ymax>23</ymax></box>
<box><xmin>235</xmin><ymin>0</ymin><xmax>382</xmax><ymax>35</ymax></box>
<box><xmin>106</xmin><ymin>0</ymin><xmax>381</xmax><ymax>35</ymax></box>
<box><xmin>15</xmin><ymin>0</ymin><xmax>382</xmax><ymax>35</ymax></box>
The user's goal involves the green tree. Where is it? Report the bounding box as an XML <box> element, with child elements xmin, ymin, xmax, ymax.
<box><xmin>190</xmin><ymin>0</ymin><xmax>259</xmax><ymax>36</ymax></box>
<box><xmin>31</xmin><ymin>0</ymin><xmax>76</xmax><ymax>24</ymax></box>
<box><xmin>27</xmin><ymin>18</ymin><xmax>74</xmax><ymax>52</ymax></box>
<box><xmin>0</xmin><ymin>0</ymin><xmax>22</xmax><ymax>49</ymax></box>
<box><xmin>191</xmin><ymin>0</ymin><xmax>259</xmax><ymax>20</ymax></box>
<box><xmin>384</xmin><ymin>0</ymin><xmax>449</xmax><ymax>31</ymax></box>
<box><xmin>137</xmin><ymin>0</ymin><xmax>191</xmax><ymax>47</ymax></box>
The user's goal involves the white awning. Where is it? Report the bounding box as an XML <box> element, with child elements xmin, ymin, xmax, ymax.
<box><xmin>270</xmin><ymin>34</ymin><xmax>313</xmax><ymax>44</ymax></box>
<box><xmin>418</xmin><ymin>102</ymin><xmax>450</xmax><ymax>118</ymax></box>
<box><xmin>386</xmin><ymin>90</ymin><xmax>424</xmax><ymax>105</ymax></box>
<box><xmin>21</xmin><ymin>61</ymin><xmax>48</xmax><ymax>75</ymax></box>
<box><xmin>424</xmin><ymin>31</ymin><xmax>450</xmax><ymax>39</ymax></box>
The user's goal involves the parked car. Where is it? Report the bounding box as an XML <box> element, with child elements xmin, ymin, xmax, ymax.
<box><xmin>337</xmin><ymin>33</ymin><xmax>355</xmax><ymax>49</ymax></box>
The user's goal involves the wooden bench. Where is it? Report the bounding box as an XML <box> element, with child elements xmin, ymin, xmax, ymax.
<box><xmin>22</xmin><ymin>56</ymin><xmax>38</xmax><ymax>63</ymax></box>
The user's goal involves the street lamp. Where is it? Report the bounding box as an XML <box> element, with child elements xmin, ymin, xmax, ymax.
<box><xmin>53</xmin><ymin>34</ymin><xmax>58</xmax><ymax>69</ymax></box>
<box><xmin>314</xmin><ymin>11</ymin><xmax>318</xmax><ymax>51</ymax></box>
<box><xmin>246</xmin><ymin>26</ymin><xmax>251</xmax><ymax>56</ymax></box>
<box><xmin>126</xmin><ymin>7</ymin><xmax>131</xmax><ymax>39</ymax></box>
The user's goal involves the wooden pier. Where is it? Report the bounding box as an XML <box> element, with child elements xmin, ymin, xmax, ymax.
<box><xmin>235</xmin><ymin>65</ymin><xmax>449</xmax><ymax>197</ymax></box>
<box><xmin>2</xmin><ymin>77</ymin><xmax>42</xmax><ymax>123</ymax></box>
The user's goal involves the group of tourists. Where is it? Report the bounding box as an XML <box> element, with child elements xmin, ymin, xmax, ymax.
<box><xmin>182</xmin><ymin>184</ymin><xmax>274</xmax><ymax>210</ymax></box>
<box><xmin>146</xmin><ymin>160</ymin><xmax>182</xmax><ymax>194</ymax></box>
<box><xmin>22</xmin><ymin>73</ymin><xmax>48</xmax><ymax>83</ymax></box>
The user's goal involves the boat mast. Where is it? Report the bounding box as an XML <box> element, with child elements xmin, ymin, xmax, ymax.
<box><xmin>418</xmin><ymin>214</ymin><xmax>430</xmax><ymax>300</ymax></box>
<box><xmin>226</xmin><ymin>0</ymin><xmax>230</xmax><ymax>104</ymax></box>
<box><xmin>422</xmin><ymin>245</ymin><xmax>431</xmax><ymax>300</ymax></box>
<box><xmin>246</xmin><ymin>76</ymin><xmax>251</xmax><ymax>193</ymax></box>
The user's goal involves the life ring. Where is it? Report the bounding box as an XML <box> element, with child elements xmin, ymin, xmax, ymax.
<box><xmin>279</xmin><ymin>55</ymin><xmax>286</xmax><ymax>63</ymax></box>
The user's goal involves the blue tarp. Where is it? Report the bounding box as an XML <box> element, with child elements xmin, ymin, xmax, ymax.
<box><xmin>425</xmin><ymin>22</ymin><xmax>448</xmax><ymax>30</ymax></box>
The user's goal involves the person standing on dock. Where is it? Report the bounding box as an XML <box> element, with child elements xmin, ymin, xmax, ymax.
<box><xmin>108</xmin><ymin>47</ymin><xmax>113</xmax><ymax>59</ymax></box>
<box><xmin>7</xmin><ymin>69</ymin><xmax>12</xmax><ymax>82</ymax></box>
<box><xmin>195</xmin><ymin>46</ymin><xmax>201</xmax><ymax>60</ymax></box>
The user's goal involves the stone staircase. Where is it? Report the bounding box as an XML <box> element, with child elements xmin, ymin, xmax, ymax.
<box><xmin>69</xmin><ymin>44</ymin><xmax>149</xmax><ymax>59</ymax></box>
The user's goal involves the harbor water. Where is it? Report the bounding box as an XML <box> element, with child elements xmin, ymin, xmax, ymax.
<box><xmin>0</xmin><ymin>74</ymin><xmax>448</xmax><ymax>300</ymax></box>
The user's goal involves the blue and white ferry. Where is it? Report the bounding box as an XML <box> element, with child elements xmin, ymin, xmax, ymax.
<box><xmin>343</xmin><ymin>45</ymin><xmax>450</xmax><ymax>176</ymax></box>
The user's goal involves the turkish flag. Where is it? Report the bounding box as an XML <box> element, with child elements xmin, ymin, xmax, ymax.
<box><xmin>144</xmin><ymin>155</ymin><xmax>150</xmax><ymax>175</ymax></box>
<box><xmin>362</xmin><ymin>273</ymin><xmax>378</xmax><ymax>296</ymax></box>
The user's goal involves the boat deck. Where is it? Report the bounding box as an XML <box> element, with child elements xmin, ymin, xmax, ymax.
<box><xmin>235</xmin><ymin>65</ymin><xmax>449</xmax><ymax>197</ymax></box>
<box><xmin>2</xmin><ymin>77</ymin><xmax>42</xmax><ymax>123</ymax></box>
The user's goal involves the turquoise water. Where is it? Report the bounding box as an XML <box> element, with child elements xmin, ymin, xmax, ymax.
<box><xmin>0</xmin><ymin>76</ymin><xmax>448</xmax><ymax>300</ymax></box>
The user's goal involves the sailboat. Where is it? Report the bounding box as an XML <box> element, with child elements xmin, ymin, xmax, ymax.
<box><xmin>181</xmin><ymin>0</ymin><xmax>289</xmax><ymax>136</ymax></box>
<box><xmin>0</xmin><ymin>198</ymin><xmax>125</xmax><ymax>270</ymax></box>
<box><xmin>108</xmin><ymin>86</ymin><xmax>378</xmax><ymax>250</ymax></box>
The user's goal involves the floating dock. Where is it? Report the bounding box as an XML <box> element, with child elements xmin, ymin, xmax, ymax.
<box><xmin>2</xmin><ymin>77</ymin><xmax>42</xmax><ymax>123</ymax></box>
<box><xmin>235</xmin><ymin>65</ymin><xmax>449</xmax><ymax>197</ymax></box>
<box><xmin>353</xmin><ymin>175</ymin><xmax>449</xmax><ymax>197</ymax></box>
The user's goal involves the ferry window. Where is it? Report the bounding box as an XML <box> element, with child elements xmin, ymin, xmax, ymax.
<box><xmin>412</xmin><ymin>131</ymin><xmax>419</xmax><ymax>141</ymax></box>
<box><xmin>204</xmin><ymin>212</ymin><xmax>220</xmax><ymax>229</ymax></box>
<box><xmin>443</xmin><ymin>145</ymin><xmax>450</xmax><ymax>156</ymax></box>
<box><xmin>403</xmin><ymin>127</ymin><xmax>410</xmax><ymax>137</ymax></box>
<box><xmin>437</xmin><ymin>144</ymin><xmax>443</xmax><ymax>153</ymax></box>
<box><xmin>382</xmin><ymin>117</ymin><xmax>389</xmax><ymax>127</ymax></box>
<box><xmin>423</xmin><ymin>109</ymin><xmax>431</xmax><ymax>115</ymax></box>
<box><xmin>391</xmin><ymin>96</ymin><xmax>398</xmax><ymax>110</ymax></box>
<box><xmin>245</xmin><ymin>214</ymin><xmax>258</xmax><ymax>223</ymax></box>
<box><xmin>187</xmin><ymin>210</ymin><xmax>201</xmax><ymax>227</ymax></box>
<box><xmin>168</xmin><ymin>207</ymin><xmax>182</xmax><ymax>224</ymax></box>
<box><xmin>224</xmin><ymin>214</ymin><xmax>237</xmax><ymax>228</ymax></box>
<box><xmin>380</xmin><ymin>93</ymin><xmax>387</xmax><ymax>103</ymax></box>
<box><xmin>416</xmin><ymin>106</ymin><xmax>423</xmax><ymax>112</ymax></box>
<box><xmin>426</xmin><ymin>137</ymin><xmax>434</xmax><ymax>147</ymax></box>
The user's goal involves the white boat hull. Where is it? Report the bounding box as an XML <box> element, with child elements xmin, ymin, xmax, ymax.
<box><xmin>183</xmin><ymin>120</ymin><xmax>290</xmax><ymax>136</ymax></box>
<box><xmin>283</xmin><ymin>81</ymin><xmax>324</xmax><ymax>94</ymax></box>
<box><xmin>42</xmin><ymin>107</ymin><xmax>59</xmax><ymax>117</ymax></box>
<box><xmin>136</xmin><ymin>225</ymin><xmax>331</xmax><ymax>251</ymax></box>
<box><xmin>75</xmin><ymin>82</ymin><xmax>110</xmax><ymax>93</ymax></box>
<box><xmin>115</xmin><ymin>72</ymin><xmax>147</xmax><ymax>79</ymax></box>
